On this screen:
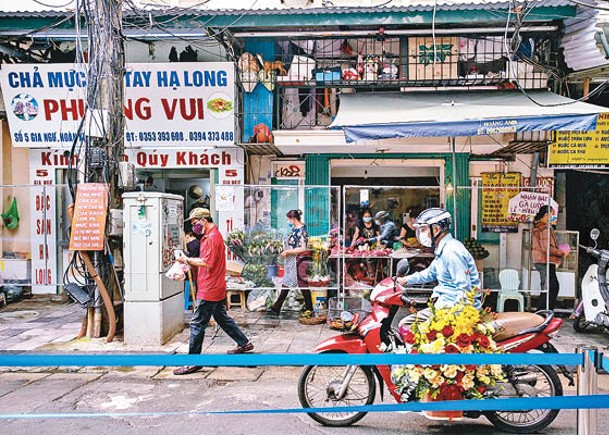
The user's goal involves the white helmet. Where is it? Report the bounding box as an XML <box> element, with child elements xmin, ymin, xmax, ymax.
<box><xmin>414</xmin><ymin>208</ymin><xmax>452</xmax><ymax>248</ymax></box>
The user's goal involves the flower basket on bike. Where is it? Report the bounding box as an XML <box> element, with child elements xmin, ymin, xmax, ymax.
<box><xmin>327</xmin><ymin>296</ymin><xmax>372</xmax><ymax>331</ymax></box>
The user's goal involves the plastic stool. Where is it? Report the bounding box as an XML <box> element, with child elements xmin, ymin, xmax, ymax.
<box><xmin>226</xmin><ymin>290</ymin><xmax>246</xmax><ymax>309</ymax></box>
<box><xmin>184</xmin><ymin>281</ymin><xmax>193</xmax><ymax>310</ymax></box>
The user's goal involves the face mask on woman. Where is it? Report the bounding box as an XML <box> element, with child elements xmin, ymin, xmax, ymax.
<box><xmin>363</xmin><ymin>217</ymin><xmax>372</xmax><ymax>223</ymax></box>
<box><xmin>287</xmin><ymin>221</ymin><xmax>294</xmax><ymax>229</ymax></box>
<box><xmin>192</xmin><ymin>222</ymin><xmax>205</xmax><ymax>236</ymax></box>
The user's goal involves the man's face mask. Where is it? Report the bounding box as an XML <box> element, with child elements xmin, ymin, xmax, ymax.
<box><xmin>192</xmin><ymin>221</ymin><xmax>205</xmax><ymax>236</ymax></box>
<box><xmin>416</xmin><ymin>226</ymin><xmax>433</xmax><ymax>248</ymax></box>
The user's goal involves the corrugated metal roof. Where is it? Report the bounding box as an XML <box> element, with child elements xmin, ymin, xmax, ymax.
<box><xmin>562</xmin><ymin>3</ymin><xmax>609</xmax><ymax>72</ymax></box>
<box><xmin>2</xmin><ymin>0</ymin><xmax>574</xmax><ymax>16</ymax></box>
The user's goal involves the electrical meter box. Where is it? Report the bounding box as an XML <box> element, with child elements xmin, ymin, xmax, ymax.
<box><xmin>122</xmin><ymin>192</ymin><xmax>185</xmax><ymax>345</ymax></box>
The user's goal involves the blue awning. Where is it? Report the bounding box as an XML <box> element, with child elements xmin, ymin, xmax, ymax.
<box><xmin>330</xmin><ymin>90</ymin><xmax>608</xmax><ymax>143</ymax></box>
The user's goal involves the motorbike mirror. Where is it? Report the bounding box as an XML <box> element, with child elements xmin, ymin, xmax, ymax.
<box><xmin>590</xmin><ymin>228</ymin><xmax>600</xmax><ymax>241</ymax></box>
<box><xmin>396</xmin><ymin>259</ymin><xmax>410</xmax><ymax>278</ymax></box>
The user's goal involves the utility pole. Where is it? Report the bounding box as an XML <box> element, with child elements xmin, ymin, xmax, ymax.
<box><xmin>78</xmin><ymin>0</ymin><xmax>125</xmax><ymax>340</ymax></box>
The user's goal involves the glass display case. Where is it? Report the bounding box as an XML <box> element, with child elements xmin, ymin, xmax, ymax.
<box><xmin>521</xmin><ymin>229</ymin><xmax>579</xmax><ymax>301</ymax></box>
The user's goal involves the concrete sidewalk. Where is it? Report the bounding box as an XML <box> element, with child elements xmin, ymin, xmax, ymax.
<box><xmin>0</xmin><ymin>295</ymin><xmax>607</xmax><ymax>375</ymax></box>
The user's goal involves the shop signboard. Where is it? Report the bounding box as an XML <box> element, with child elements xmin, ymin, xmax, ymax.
<box><xmin>28</xmin><ymin>162</ymin><xmax>57</xmax><ymax>294</ymax></box>
<box><xmin>507</xmin><ymin>192</ymin><xmax>558</xmax><ymax>224</ymax></box>
<box><xmin>550</xmin><ymin>113</ymin><xmax>609</xmax><ymax>168</ymax></box>
<box><xmin>69</xmin><ymin>183</ymin><xmax>108</xmax><ymax>251</ymax></box>
<box><xmin>481</xmin><ymin>172</ymin><xmax>521</xmax><ymax>233</ymax></box>
<box><xmin>0</xmin><ymin>62</ymin><xmax>235</xmax><ymax>148</ymax></box>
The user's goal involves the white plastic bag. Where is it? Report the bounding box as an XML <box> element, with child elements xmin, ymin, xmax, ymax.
<box><xmin>166</xmin><ymin>260</ymin><xmax>189</xmax><ymax>282</ymax></box>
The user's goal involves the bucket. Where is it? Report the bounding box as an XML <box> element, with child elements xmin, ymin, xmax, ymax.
<box><xmin>311</xmin><ymin>289</ymin><xmax>327</xmax><ymax>310</ymax></box>
<box><xmin>265</xmin><ymin>264</ymin><xmax>277</xmax><ymax>280</ymax></box>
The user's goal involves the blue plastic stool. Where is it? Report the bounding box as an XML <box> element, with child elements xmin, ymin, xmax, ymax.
<box><xmin>184</xmin><ymin>281</ymin><xmax>193</xmax><ymax>310</ymax></box>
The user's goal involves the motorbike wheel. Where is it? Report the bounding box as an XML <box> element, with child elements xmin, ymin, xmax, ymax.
<box><xmin>298</xmin><ymin>362</ymin><xmax>376</xmax><ymax>427</ymax></box>
<box><xmin>485</xmin><ymin>364</ymin><xmax>562</xmax><ymax>434</ymax></box>
<box><xmin>573</xmin><ymin>315</ymin><xmax>593</xmax><ymax>333</ymax></box>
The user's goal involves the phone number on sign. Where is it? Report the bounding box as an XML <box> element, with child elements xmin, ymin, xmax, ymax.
<box><xmin>125</xmin><ymin>131</ymin><xmax>234</xmax><ymax>142</ymax></box>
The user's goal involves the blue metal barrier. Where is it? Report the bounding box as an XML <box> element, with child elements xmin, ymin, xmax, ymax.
<box><xmin>0</xmin><ymin>351</ymin><xmax>606</xmax><ymax>422</ymax></box>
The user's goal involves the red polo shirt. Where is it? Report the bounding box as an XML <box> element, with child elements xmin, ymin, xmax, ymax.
<box><xmin>196</xmin><ymin>225</ymin><xmax>226</xmax><ymax>301</ymax></box>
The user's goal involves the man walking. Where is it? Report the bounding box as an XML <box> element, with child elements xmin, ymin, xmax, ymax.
<box><xmin>174</xmin><ymin>208</ymin><xmax>254</xmax><ymax>376</ymax></box>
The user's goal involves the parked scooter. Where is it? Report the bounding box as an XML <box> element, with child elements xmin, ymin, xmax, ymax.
<box><xmin>298</xmin><ymin>260</ymin><xmax>572</xmax><ymax>433</ymax></box>
<box><xmin>572</xmin><ymin>228</ymin><xmax>609</xmax><ymax>333</ymax></box>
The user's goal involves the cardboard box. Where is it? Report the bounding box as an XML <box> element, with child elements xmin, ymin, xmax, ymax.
<box><xmin>408</xmin><ymin>36</ymin><xmax>458</xmax><ymax>81</ymax></box>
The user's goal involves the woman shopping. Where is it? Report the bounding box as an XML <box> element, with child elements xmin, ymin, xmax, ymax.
<box><xmin>532</xmin><ymin>205</ymin><xmax>568</xmax><ymax>311</ymax></box>
<box><xmin>270</xmin><ymin>210</ymin><xmax>314</xmax><ymax>315</ymax></box>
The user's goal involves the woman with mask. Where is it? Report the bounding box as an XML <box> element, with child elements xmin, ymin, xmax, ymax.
<box><xmin>350</xmin><ymin>209</ymin><xmax>380</xmax><ymax>249</ymax></box>
<box><xmin>399</xmin><ymin>206</ymin><xmax>421</xmax><ymax>248</ymax></box>
<box><xmin>532</xmin><ymin>205</ymin><xmax>568</xmax><ymax>311</ymax></box>
<box><xmin>270</xmin><ymin>210</ymin><xmax>314</xmax><ymax>315</ymax></box>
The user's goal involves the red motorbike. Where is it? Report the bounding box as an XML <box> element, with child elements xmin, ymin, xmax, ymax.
<box><xmin>298</xmin><ymin>261</ymin><xmax>573</xmax><ymax>433</ymax></box>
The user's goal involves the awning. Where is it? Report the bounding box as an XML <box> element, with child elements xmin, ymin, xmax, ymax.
<box><xmin>330</xmin><ymin>90</ymin><xmax>608</xmax><ymax>143</ymax></box>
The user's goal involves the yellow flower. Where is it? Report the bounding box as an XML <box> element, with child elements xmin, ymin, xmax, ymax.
<box><xmin>432</xmin><ymin>337</ymin><xmax>446</xmax><ymax>353</ymax></box>
<box><xmin>431</xmin><ymin>375</ymin><xmax>445</xmax><ymax>389</ymax></box>
<box><xmin>478</xmin><ymin>374</ymin><xmax>492</xmax><ymax>385</ymax></box>
<box><xmin>462</xmin><ymin>374</ymin><xmax>475</xmax><ymax>390</ymax></box>
<box><xmin>409</xmin><ymin>371</ymin><xmax>422</xmax><ymax>384</ymax></box>
<box><xmin>423</xmin><ymin>368</ymin><xmax>438</xmax><ymax>381</ymax></box>
<box><xmin>490</xmin><ymin>364</ymin><xmax>503</xmax><ymax>378</ymax></box>
<box><xmin>441</xmin><ymin>365</ymin><xmax>459</xmax><ymax>379</ymax></box>
<box><xmin>476</xmin><ymin>365</ymin><xmax>490</xmax><ymax>377</ymax></box>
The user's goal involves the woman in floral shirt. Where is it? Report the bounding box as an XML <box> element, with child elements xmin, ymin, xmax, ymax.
<box><xmin>270</xmin><ymin>210</ymin><xmax>314</xmax><ymax>314</ymax></box>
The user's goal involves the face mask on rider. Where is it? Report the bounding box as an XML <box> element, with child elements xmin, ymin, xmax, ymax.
<box><xmin>416</xmin><ymin>226</ymin><xmax>433</xmax><ymax>248</ymax></box>
<box><xmin>192</xmin><ymin>221</ymin><xmax>205</xmax><ymax>236</ymax></box>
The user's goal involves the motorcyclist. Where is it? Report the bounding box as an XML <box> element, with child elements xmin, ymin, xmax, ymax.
<box><xmin>368</xmin><ymin>210</ymin><xmax>399</xmax><ymax>248</ymax></box>
<box><xmin>396</xmin><ymin>207</ymin><xmax>481</xmax><ymax>328</ymax></box>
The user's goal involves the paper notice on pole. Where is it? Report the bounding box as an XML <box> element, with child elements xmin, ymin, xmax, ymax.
<box><xmin>507</xmin><ymin>192</ymin><xmax>558</xmax><ymax>224</ymax></box>
<box><xmin>359</xmin><ymin>189</ymin><xmax>369</xmax><ymax>207</ymax></box>
<box><xmin>216</xmin><ymin>186</ymin><xmax>235</xmax><ymax>212</ymax></box>
<box><xmin>69</xmin><ymin>183</ymin><xmax>109</xmax><ymax>251</ymax></box>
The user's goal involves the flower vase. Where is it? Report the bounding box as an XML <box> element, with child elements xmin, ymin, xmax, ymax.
<box><xmin>421</xmin><ymin>391</ymin><xmax>463</xmax><ymax>421</ymax></box>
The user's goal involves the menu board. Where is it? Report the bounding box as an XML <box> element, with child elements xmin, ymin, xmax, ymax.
<box><xmin>69</xmin><ymin>183</ymin><xmax>108</xmax><ymax>251</ymax></box>
<box><xmin>481</xmin><ymin>172</ymin><xmax>521</xmax><ymax>233</ymax></box>
<box><xmin>550</xmin><ymin>113</ymin><xmax>609</xmax><ymax>167</ymax></box>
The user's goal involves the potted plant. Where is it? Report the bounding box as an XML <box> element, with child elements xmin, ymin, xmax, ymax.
<box><xmin>391</xmin><ymin>291</ymin><xmax>503</xmax><ymax>421</ymax></box>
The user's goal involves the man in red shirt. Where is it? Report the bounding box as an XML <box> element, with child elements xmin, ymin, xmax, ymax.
<box><xmin>174</xmin><ymin>209</ymin><xmax>253</xmax><ymax>375</ymax></box>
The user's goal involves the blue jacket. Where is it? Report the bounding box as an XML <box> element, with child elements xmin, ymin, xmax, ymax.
<box><xmin>406</xmin><ymin>233</ymin><xmax>482</xmax><ymax>309</ymax></box>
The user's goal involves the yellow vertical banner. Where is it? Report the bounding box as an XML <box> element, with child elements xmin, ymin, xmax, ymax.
<box><xmin>481</xmin><ymin>172</ymin><xmax>521</xmax><ymax>233</ymax></box>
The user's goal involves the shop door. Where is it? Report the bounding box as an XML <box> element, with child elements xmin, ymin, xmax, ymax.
<box><xmin>270</xmin><ymin>179</ymin><xmax>302</xmax><ymax>230</ymax></box>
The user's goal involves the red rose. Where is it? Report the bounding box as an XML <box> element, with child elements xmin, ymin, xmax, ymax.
<box><xmin>465</xmin><ymin>364</ymin><xmax>476</xmax><ymax>371</ymax></box>
<box><xmin>445</xmin><ymin>344</ymin><xmax>460</xmax><ymax>354</ymax></box>
<box><xmin>401</xmin><ymin>329</ymin><xmax>416</xmax><ymax>344</ymax></box>
<box><xmin>455</xmin><ymin>371</ymin><xmax>465</xmax><ymax>383</ymax></box>
<box><xmin>477</xmin><ymin>386</ymin><xmax>486</xmax><ymax>394</ymax></box>
<box><xmin>442</xmin><ymin>325</ymin><xmax>454</xmax><ymax>338</ymax></box>
<box><xmin>477</xmin><ymin>335</ymin><xmax>491</xmax><ymax>348</ymax></box>
<box><xmin>456</xmin><ymin>333</ymin><xmax>472</xmax><ymax>348</ymax></box>
<box><xmin>427</xmin><ymin>330</ymin><xmax>439</xmax><ymax>341</ymax></box>
<box><xmin>410</xmin><ymin>349</ymin><xmax>419</xmax><ymax>354</ymax></box>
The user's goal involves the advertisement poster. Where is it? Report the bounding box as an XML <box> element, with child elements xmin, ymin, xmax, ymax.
<box><xmin>0</xmin><ymin>62</ymin><xmax>235</xmax><ymax>148</ymax></box>
<box><xmin>69</xmin><ymin>183</ymin><xmax>109</xmax><ymax>251</ymax></box>
<box><xmin>550</xmin><ymin>112</ymin><xmax>609</xmax><ymax>167</ymax></box>
<box><xmin>481</xmin><ymin>172</ymin><xmax>521</xmax><ymax>233</ymax></box>
<box><xmin>507</xmin><ymin>192</ymin><xmax>558</xmax><ymax>224</ymax></box>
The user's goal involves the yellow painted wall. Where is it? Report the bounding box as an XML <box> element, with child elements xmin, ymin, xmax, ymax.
<box><xmin>1</xmin><ymin>121</ymin><xmax>31</xmax><ymax>256</ymax></box>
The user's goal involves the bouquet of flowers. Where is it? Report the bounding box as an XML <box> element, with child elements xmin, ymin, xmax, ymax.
<box><xmin>226</xmin><ymin>229</ymin><xmax>284</xmax><ymax>265</ymax></box>
<box><xmin>307</xmin><ymin>236</ymin><xmax>332</xmax><ymax>286</ymax></box>
<box><xmin>391</xmin><ymin>291</ymin><xmax>503</xmax><ymax>406</ymax></box>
